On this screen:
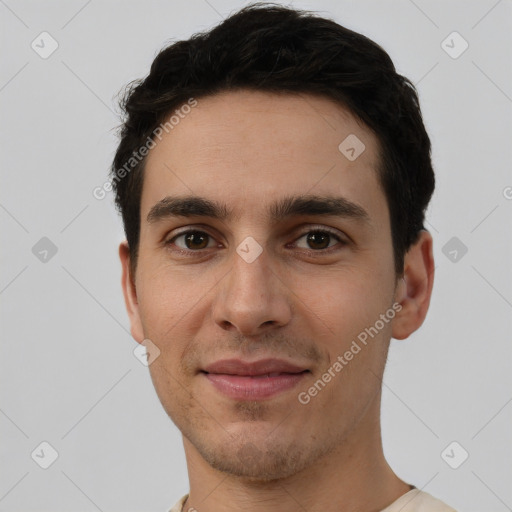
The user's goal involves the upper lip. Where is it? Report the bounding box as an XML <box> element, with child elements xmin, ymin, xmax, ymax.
<box><xmin>202</xmin><ymin>358</ymin><xmax>309</xmax><ymax>376</ymax></box>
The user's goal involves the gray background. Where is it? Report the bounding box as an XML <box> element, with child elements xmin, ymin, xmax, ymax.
<box><xmin>1</xmin><ymin>0</ymin><xmax>511</xmax><ymax>510</ymax></box>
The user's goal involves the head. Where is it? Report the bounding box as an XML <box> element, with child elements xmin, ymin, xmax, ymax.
<box><xmin>113</xmin><ymin>3</ymin><xmax>435</xmax><ymax>481</ymax></box>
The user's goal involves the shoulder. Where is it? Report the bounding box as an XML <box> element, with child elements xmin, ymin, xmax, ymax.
<box><xmin>168</xmin><ymin>493</ymin><xmax>189</xmax><ymax>512</ymax></box>
<box><xmin>381</xmin><ymin>489</ymin><xmax>458</xmax><ymax>512</ymax></box>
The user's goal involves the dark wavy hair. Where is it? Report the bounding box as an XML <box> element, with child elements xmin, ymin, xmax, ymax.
<box><xmin>110</xmin><ymin>2</ymin><xmax>435</xmax><ymax>277</ymax></box>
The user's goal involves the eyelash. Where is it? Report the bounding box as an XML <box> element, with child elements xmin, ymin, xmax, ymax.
<box><xmin>164</xmin><ymin>226</ymin><xmax>347</xmax><ymax>256</ymax></box>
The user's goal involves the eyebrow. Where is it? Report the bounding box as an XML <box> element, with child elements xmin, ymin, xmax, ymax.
<box><xmin>146</xmin><ymin>194</ymin><xmax>371</xmax><ymax>225</ymax></box>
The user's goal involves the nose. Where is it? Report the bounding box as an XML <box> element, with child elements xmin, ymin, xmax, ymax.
<box><xmin>211</xmin><ymin>246</ymin><xmax>293</xmax><ymax>337</ymax></box>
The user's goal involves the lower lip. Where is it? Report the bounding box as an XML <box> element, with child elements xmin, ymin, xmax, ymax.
<box><xmin>203</xmin><ymin>372</ymin><xmax>308</xmax><ymax>400</ymax></box>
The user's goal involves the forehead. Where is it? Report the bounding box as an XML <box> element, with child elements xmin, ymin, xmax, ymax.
<box><xmin>140</xmin><ymin>90</ymin><xmax>386</xmax><ymax>227</ymax></box>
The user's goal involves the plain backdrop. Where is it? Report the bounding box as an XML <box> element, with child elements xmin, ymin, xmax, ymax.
<box><xmin>1</xmin><ymin>1</ymin><xmax>511</xmax><ymax>511</ymax></box>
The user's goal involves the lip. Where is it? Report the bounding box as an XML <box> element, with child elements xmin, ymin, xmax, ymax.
<box><xmin>203</xmin><ymin>358</ymin><xmax>308</xmax><ymax>376</ymax></box>
<box><xmin>201</xmin><ymin>358</ymin><xmax>310</xmax><ymax>400</ymax></box>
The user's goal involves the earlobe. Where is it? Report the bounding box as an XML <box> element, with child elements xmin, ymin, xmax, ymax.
<box><xmin>119</xmin><ymin>241</ymin><xmax>145</xmax><ymax>343</ymax></box>
<box><xmin>392</xmin><ymin>230</ymin><xmax>435</xmax><ymax>340</ymax></box>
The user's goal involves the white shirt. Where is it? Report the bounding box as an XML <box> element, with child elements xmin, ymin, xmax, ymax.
<box><xmin>169</xmin><ymin>489</ymin><xmax>457</xmax><ymax>511</ymax></box>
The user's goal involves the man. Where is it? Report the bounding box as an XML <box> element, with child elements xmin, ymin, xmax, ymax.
<box><xmin>111</xmin><ymin>3</ymin><xmax>456</xmax><ymax>511</ymax></box>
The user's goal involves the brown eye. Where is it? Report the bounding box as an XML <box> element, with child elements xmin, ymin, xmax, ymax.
<box><xmin>306</xmin><ymin>232</ymin><xmax>331</xmax><ymax>250</ymax></box>
<box><xmin>295</xmin><ymin>230</ymin><xmax>342</xmax><ymax>251</ymax></box>
<box><xmin>184</xmin><ymin>232</ymin><xmax>209</xmax><ymax>249</ymax></box>
<box><xmin>169</xmin><ymin>230</ymin><xmax>216</xmax><ymax>251</ymax></box>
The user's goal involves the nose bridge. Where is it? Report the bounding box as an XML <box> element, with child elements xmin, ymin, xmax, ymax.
<box><xmin>226</xmin><ymin>244</ymin><xmax>275</xmax><ymax>307</ymax></box>
<box><xmin>212</xmin><ymin>242</ymin><xmax>292</xmax><ymax>335</ymax></box>
<box><xmin>232</xmin><ymin>245</ymin><xmax>271</xmax><ymax>295</ymax></box>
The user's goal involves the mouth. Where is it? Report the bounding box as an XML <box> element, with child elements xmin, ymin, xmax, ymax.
<box><xmin>200</xmin><ymin>358</ymin><xmax>310</xmax><ymax>400</ymax></box>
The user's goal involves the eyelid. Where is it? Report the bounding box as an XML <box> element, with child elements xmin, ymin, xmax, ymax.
<box><xmin>296</xmin><ymin>224</ymin><xmax>346</xmax><ymax>238</ymax></box>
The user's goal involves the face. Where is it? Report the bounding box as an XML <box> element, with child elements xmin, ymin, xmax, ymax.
<box><xmin>121</xmin><ymin>90</ymin><xmax>415</xmax><ymax>481</ymax></box>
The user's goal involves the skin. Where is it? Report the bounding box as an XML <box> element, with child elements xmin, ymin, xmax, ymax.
<box><xmin>119</xmin><ymin>90</ymin><xmax>434</xmax><ymax>512</ymax></box>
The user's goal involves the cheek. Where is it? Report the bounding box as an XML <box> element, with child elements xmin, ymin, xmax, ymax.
<box><xmin>304</xmin><ymin>275</ymin><xmax>393</xmax><ymax>399</ymax></box>
<box><xmin>298</xmin><ymin>272</ymin><xmax>396</xmax><ymax>396</ymax></box>
<box><xmin>299</xmin><ymin>265</ymin><xmax>393</xmax><ymax>332</ymax></box>
<box><xmin>135</xmin><ymin>264</ymin><xmax>223</xmax><ymax>373</ymax></box>
<box><xmin>136</xmin><ymin>264</ymin><xmax>209</xmax><ymax>328</ymax></box>
<box><xmin>147</xmin><ymin>356</ymin><xmax>195</xmax><ymax>429</ymax></box>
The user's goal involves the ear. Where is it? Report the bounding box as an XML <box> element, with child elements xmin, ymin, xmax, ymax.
<box><xmin>119</xmin><ymin>241</ymin><xmax>145</xmax><ymax>343</ymax></box>
<box><xmin>392</xmin><ymin>230</ymin><xmax>435</xmax><ymax>340</ymax></box>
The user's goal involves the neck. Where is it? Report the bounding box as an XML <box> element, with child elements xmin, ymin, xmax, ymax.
<box><xmin>181</xmin><ymin>391</ymin><xmax>410</xmax><ymax>512</ymax></box>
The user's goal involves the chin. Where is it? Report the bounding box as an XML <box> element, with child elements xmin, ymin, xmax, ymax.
<box><xmin>195</xmin><ymin>433</ymin><xmax>328</xmax><ymax>483</ymax></box>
